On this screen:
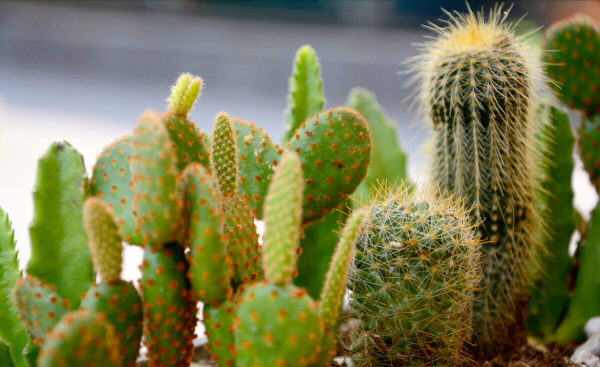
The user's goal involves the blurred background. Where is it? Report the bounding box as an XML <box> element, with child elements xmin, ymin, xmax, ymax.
<box><xmin>1</xmin><ymin>0</ymin><xmax>599</xmax><ymax>280</ymax></box>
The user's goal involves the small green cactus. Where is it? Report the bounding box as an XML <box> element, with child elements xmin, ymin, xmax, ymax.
<box><xmin>203</xmin><ymin>299</ymin><xmax>237</xmax><ymax>366</ymax></box>
<box><xmin>211</xmin><ymin>112</ymin><xmax>239</xmax><ymax>197</ymax></box>
<box><xmin>407</xmin><ymin>5</ymin><xmax>547</xmax><ymax>352</ymax></box>
<box><xmin>579</xmin><ymin>114</ymin><xmax>600</xmax><ymax>192</ymax></box>
<box><xmin>181</xmin><ymin>163</ymin><xmax>231</xmax><ymax>303</ymax></box>
<box><xmin>38</xmin><ymin>309</ymin><xmax>122</xmax><ymax>367</ymax></box>
<box><xmin>161</xmin><ymin>73</ymin><xmax>211</xmax><ymax>171</ymax></box>
<box><xmin>131</xmin><ymin>110</ymin><xmax>182</xmax><ymax>246</ymax></box>
<box><xmin>347</xmin><ymin>183</ymin><xmax>482</xmax><ymax>366</ymax></box>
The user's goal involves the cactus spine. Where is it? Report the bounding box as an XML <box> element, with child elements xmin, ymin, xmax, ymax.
<box><xmin>347</xmin><ymin>183</ymin><xmax>482</xmax><ymax>366</ymax></box>
<box><xmin>407</xmin><ymin>5</ymin><xmax>546</xmax><ymax>352</ymax></box>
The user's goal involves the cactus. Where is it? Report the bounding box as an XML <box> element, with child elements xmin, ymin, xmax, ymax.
<box><xmin>38</xmin><ymin>309</ymin><xmax>121</xmax><ymax>367</ymax></box>
<box><xmin>233</xmin><ymin>118</ymin><xmax>282</xmax><ymax>219</ymax></box>
<box><xmin>289</xmin><ymin>107</ymin><xmax>372</xmax><ymax>223</ymax></box>
<box><xmin>27</xmin><ymin>141</ymin><xmax>93</xmax><ymax>309</ymax></box>
<box><xmin>12</xmin><ymin>277</ymin><xmax>70</xmax><ymax>346</ymax></box>
<box><xmin>204</xmin><ymin>299</ymin><xmax>237</xmax><ymax>366</ymax></box>
<box><xmin>579</xmin><ymin>114</ymin><xmax>600</xmax><ymax>192</ymax></box>
<box><xmin>140</xmin><ymin>243</ymin><xmax>196</xmax><ymax>367</ymax></box>
<box><xmin>80</xmin><ymin>198</ymin><xmax>143</xmax><ymax>367</ymax></box>
<box><xmin>526</xmin><ymin>105</ymin><xmax>576</xmax><ymax>341</ymax></box>
<box><xmin>407</xmin><ymin>5</ymin><xmax>546</xmax><ymax>353</ymax></box>
<box><xmin>347</xmin><ymin>183</ymin><xmax>482</xmax><ymax>366</ymax></box>
<box><xmin>181</xmin><ymin>163</ymin><xmax>231</xmax><ymax>303</ymax></box>
<box><xmin>211</xmin><ymin>112</ymin><xmax>263</xmax><ymax>290</ymax></box>
<box><xmin>0</xmin><ymin>208</ymin><xmax>38</xmax><ymax>367</ymax></box>
<box><xmin>544</xmin><ymin>14</ymin><xmax>600</xmax><ymax>115</ymax></box>
<box><xmin>91</xmin><ymin>135</ymin><xmax>141</xmax><ymax>244</ymax></box>
<box><xmin>131</xmin><ymin>110</ymin><xmax>182</xmax><ymax>246</ymax></box>
<box><xmin>161</xmin><ymin>73</ymin><xmax>211</xmax><ymax>171</ymax></box>
<box><xmin>235</xmin><ymin>152</ymin><xmax>323</xmax><ymax>367</ymax></box>
<box><xmin>282</xmin><ymin>45</ymin><xmax>325</xmax><ymax>144</ymax></box>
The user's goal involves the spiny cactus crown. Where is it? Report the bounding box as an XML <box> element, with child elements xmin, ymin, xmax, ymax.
<box><xmin>168</xmin><ymin>73</ymin><xmax>203</xmax><ymax>116</ymax></box>
<box><xmin>348</xmin><ymin>182</ymin><xmax>482</xmax><ymax>367</ymax></box>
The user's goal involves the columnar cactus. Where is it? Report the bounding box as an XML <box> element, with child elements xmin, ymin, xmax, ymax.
<box><xmin>407</xmin><ymin>5</ymin><xmax>546</xmax><ymax>353</ymax></box>
<box><xmin>347</xmin><ymin>183</ymin><xmax>482</xmax><ymax>366</ymax></box>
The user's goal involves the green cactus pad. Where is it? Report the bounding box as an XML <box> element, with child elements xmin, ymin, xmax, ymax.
<box><xmin>211</xmin><ymin>112</ymin><xmax>239</xmax><ymax>196</ymax></box>
<box><xmin>140</xmin><ymin>243</ymin><xmax>196</xmax><ymax>366</ymax></box>
<box><xmin>345</xmin><ymin>87</ymin><xmax>408</xmax><ymax>201</ymax></box>
<box><xmin>579</xmin><ymin>114</ymin><xmax>600</xmax><ymax>192</ymax></box>
<box><xmin>544</xmin><ymin>14</ymin><xmax>600</xmax><ymax>114</ymax></box>
<box><xmin>38</xmin><ymin>309</ymin><xmax>121</xmax><ymax>367</ymax></box>
<box><xmin>91</xmin><ymin>135</ymin><xmax>141</xmax><ymax>245</ymax></box>
<box><xmin>0</xmin><ymin>208</ymin><xmax>37</xmax><ymax>367</ymax></box>
<box><xmin>168</xmin><ymin>73</ymin><xmax>203</xmax><ymax>116</ymax></box>
<box><xmin>282</xmin><ymin>45</ymin><xmax>325</xmax><ymax>144</ymax></box>
<box><xmin>131</xmin><ymin>110</ymin><xmax>182</xmax><ymax>246</ymax></box>
<box><xmin>28</xmin><ymin>141</ymin><xmax>93</xmax><ymax>309</ymax></box>
<box><xmin>12</xmin><ymin>276</ymin><xmax>70</xmax><ymax>345</ymax></box>
<box><xmin>203</xmin><ymin>300</ymin><xmax>237</xmax><ymax>366</ymax></box>
<box><xmin>181</xmin><ymin>163</ymin><xmax>231</xmax><ymax>303</ymax></box>
<box><xmin>235</xmin><ymin>282</ymin><xmax>322</xmax><ymax>367</ymax></box>
<box><xmin>288</xmin><ymin>107</ymin><xmax>371</xmax><ymax>223</ymax></box>
<box><xmin>347</xmin><ymin>183</ymin><xmax>481</xmax><ymax>366</ymax></box>
<box><xmin>262</xmin><ymin>152</ymin><xmax>304</xmax><ymax>285</ymax></box>
<box><xmin>221</xmin><ymin>194</ymin><xmax>263</xmax><ymax>291</ymax></box>
<box><xmin>83</xmin><ymin>197</ymin><xmax>123</xmax><ymax>284</ymax></box>
<box><xmin>233</xmin><ymin>118</ymin><xmax>283</xmax><ymax>219</ymax></box>
<box><xmin>80</xmin><ymin>281</ymin><xmax>143</xmax><ymax>367</ymax></box>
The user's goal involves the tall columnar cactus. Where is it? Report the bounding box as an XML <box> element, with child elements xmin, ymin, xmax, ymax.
<box><xmin>347</xmin><ymin>183</ymin><xmax>482</xmax><ymax>366</ymax></box>
<box><xmin>211</xmin><ymin>112</ymin><xmax>263</xmax><ymax>290</ymax></box>
<box><xmin>131</xmin><ymin>110</ymin><xmax>182</xmax><ymax>246</ymax></box>
<box><xmin>80</xmin><ymin>198</ymin><xmax>143</xmax><ymax>367</ymax></box>
<box><xmin>28</xmin><ymin>141</ymin><xmax>93</xmax><ymax>309</ymax></box>
<box><xmin>407</xmin><ymin>5</ymin><xmax>546</xmax><ymax>352</ymax></box>
<box><xmin>161</xmin><ymin>73</ymin><xmax>211</xmax><ymax>171</ymax></box>
<box><xmin>37</xmin><ymin>309</ymin><xmax>122</xmax><ymax>367</ymax></box>
<box><xmin>235</xmin><ymin>152</ymin><xmax>323</xmax><ymax>367</ymax></box>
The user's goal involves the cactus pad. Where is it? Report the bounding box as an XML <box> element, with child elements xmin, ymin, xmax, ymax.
<box><xmin>91</xmin><ymin>135</ymin><xmax>141</xmax><ymax>245</ymax></box>
<box><xmin>203</xmin><ymin>300</ymin><xmax>237</xmax><ymax>366</ymax></box>
<box><xmin>38</xmin><ymin>309</ymin><xmax>121</xmax><ymax>367</ymax></box>
<box><xmin>579</xmin><ymin>114</ymin><xmax>600</xmax><ymax>192</ymax></box>
<box><xmin>131</xmin><ymin>110</ymin><xmax>182</xmax><ymax>246</ymax></box>
<box><xmin>83</xmin><ymin>197</ymin><xmax>123</xmax><ymax>284</ymax></box>
<box><xmin>262</xmin><ymin>152</ymin><xmax>304</xmax><ymax>285</ymax></box>
<box><xmin>544</xmin><ymin>15</ymin><xmax>600</xmax><ymax>114</ymax></box>
<box><xmin>80</xmin><ymin>281</ymin><xmax>143</xmax><ymax>367</ymax></box>
<box><xmin>181</xmin><ymin>163</ymin><xmax>231</xmax><ymax>303</ymax></box>
<box><xmin>347</xmin><ymin>183</ymin><xmax>481</xmax><ymax>366</ymax></box>
<box><xmin>288</xmin><ymin>107</ymin><xmax>371</xmax><ymax>223</ymax></box>
<box><xmin>211</xmin><ymin>112</ymin><xmax>239</xmax><ymax>196</ymax></box>
<box><xmin>233</xmin><ymin>118</ymin><xmax>282</xmax><ymax>219</ymax></box>
<box><xmin>12</xmin><ymin>277</ymin><xmax>71</xmax><ymax>345</ymax></box>
<box><xmin>140</xmin><ymin>243</ymin><xmax>196</xmax><ymax>367</ymax></box>
<box><xmin>235</xmin><ymin>282</ymin><xmax>322</xmax><ymax>367</ymax></box>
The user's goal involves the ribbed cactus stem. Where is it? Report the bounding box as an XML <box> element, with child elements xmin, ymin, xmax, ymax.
<box><xmin>407</xmin><ymin>5</ymin><xmax>546</xmax><ymax>353</ymax></box>
<box><xmin>168</xmin><ymin>73</ymin><xmax>203</xmax><ymax>116</ymax></box>
<box><xmin>211</xmin><ymin>112</ymin><xmax>238</xmax><ymax>196</ymax></box>
<box><xmin>319</xmin><ymin>209</ymin><xmax>365</xmax><ymax>328</ymax></box>
<box><xmin>262</xmin><ymin>152</ymin><xmax>304</xmax><ymax>285</ymax></box>
<box><xmin>83</xmin><ymin>198</ymin><xmax>123</xmax><ymax>284</ymax></box>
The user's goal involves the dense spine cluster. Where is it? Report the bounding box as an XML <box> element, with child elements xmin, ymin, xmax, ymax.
<box><xmin>407</xmin><ymin>5</ymin><xmax>546</xmax><ymax>352</ymax></box>
<box><xmin>347</xmin><ymin>183</ymin><xmax>482</xmax><ymax>366</ymax></box>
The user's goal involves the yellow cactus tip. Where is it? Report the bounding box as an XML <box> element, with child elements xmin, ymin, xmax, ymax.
<box><xmin>168</xmin><ymin>72</ymin><xmax>204</xmax><ymax>116</ymax></box>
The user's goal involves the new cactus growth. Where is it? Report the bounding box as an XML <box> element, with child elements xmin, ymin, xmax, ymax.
<box><xmin>407</xmin><ymin>5</ymin><xmax>546</xmax><ymax>352</ymax></box>
<box><xmin>131</xmin><ymin>110</ymin><xmax>182</xmax><ymax>246</ymax></box>
<box><xmin>181</xmin><ymin>163</ymin><xmax>231</xmax><ymax>303</ymax></box>
<box><xmin>162</xmin><ymin>73</ymin><xmax>211</xmax><ymax>171</ymax></box>
<box><xmin>347</xmin><ymin>183</ymin><xmax>482</xmax><ymax>366</ymax></box>
<box><xmin>38</xmin><ymin>309</ymin><xmax>122</xmax><ymax>367</ymax></box>
<box><xmin>80</xmin><ymin>198</ymin><xmax>143</xmax><ymax>367</ymax></box>
<box><xmin>235</xmin><ymin>152</ymin><xmax>323</xmax><ymax>367</ymax></box>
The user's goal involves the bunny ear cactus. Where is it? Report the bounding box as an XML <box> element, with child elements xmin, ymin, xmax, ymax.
<box><xmin>347</xmin><ymin>183</ymin><xmax>482</xmax><ymax>366</ymax></box>
<box><xmin>235</xmin><ymin>152</ymin><xmax>323</xmax><ymax>367</ymax></box>
<box><xmin>80</xmin><ymin>198</ymin><xmax>143</xmax><ymax>367</ymax></box>
<box><xmin>407</xmin><ymin>5</ymin><xmax>547</xmax><ymax>353</ymax></box>
<box><xmin>38</xmin><ymin>309</ymin><xmax>122</xmax><ymax>367</ymax></box>
<box><xmin>161</xmin><ymin>73</ymin><xmax>211</xmax><ymax>171</ymax></box>
<box><xmin>203</xmin><ymin>299</ymin><xmax>237</xmax><ymax>366</ymax></box>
